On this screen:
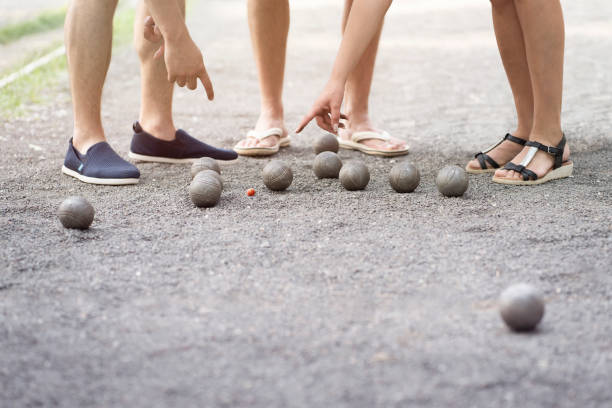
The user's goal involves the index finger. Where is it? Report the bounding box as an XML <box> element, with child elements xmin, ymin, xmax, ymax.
<box><xmin>295</xmin><ymin>110</ymin><xmax>317</xmax><ymax>133</ymax></box>
<box><xmin>198</xmin><ymin>69</ymin><xmax>214</xmax><ymax>101</ymax></box>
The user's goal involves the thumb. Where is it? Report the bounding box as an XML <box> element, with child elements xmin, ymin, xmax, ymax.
<box><xmin>154</xmin><ymin>43</ymin><xmax>164</xmax><ymax>59</ymax></box>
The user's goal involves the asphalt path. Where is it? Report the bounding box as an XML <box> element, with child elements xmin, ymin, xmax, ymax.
<box><xmin>1</xmin><ymin>1</ymin><xmax>611</xmax><ymax>407</ymax></box>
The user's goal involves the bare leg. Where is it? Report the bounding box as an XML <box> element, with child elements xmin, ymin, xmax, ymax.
<box><xmin>496</xmin><ymin>0</ymin><xmax>569</xmax><ymax>180</ymax></box>
<box><xmin>237</xmin><ymin>0</ymin><xmax>290</xmax><ymax>149</ymax></box>
<box><xmin>338</xmin><ymin>0</ymin><xmax>405</xmax><ymax>151</ymax></box>
<box><xmin>134</xmin><ymin>0</ymin><xmax>185</xmax><ymax>141</ymax></box>
<box><xmin>467</xmin><ymin>0</ymin><xmax>533</xmax><ymax>171</ymax></box>
<box><xmin>65</xmin><ymin>0</ymin><xmax>118</xmax><ymax>153</ymax></box>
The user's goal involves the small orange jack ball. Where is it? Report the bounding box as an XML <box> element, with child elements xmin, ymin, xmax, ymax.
<box><xmin>246</xmin><ymin>188</ymin><xmax>255</xmax><ymax>197</ymax></box>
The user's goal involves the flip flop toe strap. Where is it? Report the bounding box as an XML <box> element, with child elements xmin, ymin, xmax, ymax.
<box><xmin>351</xmin><ymin>131</ymin><xmax>391</xmax><ymax>143</ymax></box>
<box><xmin>246</xmin><ymin>127</ymin><xmax>283</xmax><ymax>141</ymax></box>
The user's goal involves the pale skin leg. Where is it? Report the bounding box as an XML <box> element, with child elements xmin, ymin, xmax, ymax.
<box><xmin>236</xmin><ymin>0</ymin><xmax>290</xmax><ymax>149</ymax></box>
<box><xmin>339</xmin><ymin>0</ymin><xmax>405</xmax><ymax>151</ymax></box>
<box><xmin>467</xmin><ymin>0</ymin><xmax>534</xmax><ymax>171</ymax></box>
<box><xmin>492</xmin><ymin>0</ymin><xmax>569</xmax><ymax>180</ymax></box>
<box><xmin>134</xmin><ymin>0</ymin><xmax>186</xmax><ymax>141</ymax></box>
<box><xmin>64</xmin><ymin>0</ymin><xmax>118</xmax><ymax>153</ymax></box>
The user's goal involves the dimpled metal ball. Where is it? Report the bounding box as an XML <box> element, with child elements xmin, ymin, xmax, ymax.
<box><xmin>191</xmin><ymin>157</ymin><xmax>220</xmax><ymax>178</ymax></box>
<box><xmin>436</xmin><ymin>165</ymin><xmax>469</xmax><ymax>197</ymax></box>
<box><xmin>314</xmin><ymin>133</ymin><xmax>339</xmax><ymax>154</ymax></box>
<box><xmin>57</xmin><ymin>196</ymin><xmax>95</xmax><ymax>229</ymax></box>
<box><xmin>499</xmin><ymin>283</ymin><xmax>545</xmax><ymax>332</ymax></box>
<box><xmin>197</xmin><ymin>169</ymin><xmax>223</xmax><ymax>189</ymax></box>
<box><xmin>313</xmin><ymin>151</ymin><xmax>342</xmax><ymax>179</ymax></box>
<box><xmin>262</xmin><ymin>160</ymin><xmax>293</xmax><ymax>191</ymax></box>
<box><xmin>339</xmin><ymin>162</ymin><xmax>370</xmax><ymax>191</ymax></box>
<box><xmin>389</xmin><ymin>162</ymin><xmax>420</xmax><ymax>193</ymax></box>
<box><xmin>189</xmin><ymin>172</ymin><xmax>223</xmax><ymax>207</ymax></box>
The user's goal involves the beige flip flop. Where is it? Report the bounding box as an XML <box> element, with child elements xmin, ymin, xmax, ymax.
<box><xmin>492</xmin><ymin>134</ymin><xmax>573</xmax><ymax>185</ymax></box>
<box><xmin>338</xmin><ymin>130</ymin><xmax>409</xmax><ymax>157</ymax></box>
<box><xmin>234</xmin><ymin>128</ymin><xmax>291</xmax><ymax>157</ymax></box>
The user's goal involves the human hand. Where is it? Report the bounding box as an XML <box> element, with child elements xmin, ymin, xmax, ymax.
<box><xmin>295</xmin><ymin>80</ymin><xmax>346</xmax><ymax>134</ymax></box>
<box><xmin>143</xmin><ymin>16</ymin><xmax>214</xmax><ymax>100</ymax></box>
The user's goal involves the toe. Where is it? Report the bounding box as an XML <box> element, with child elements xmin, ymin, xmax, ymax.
<box><xmin>467</xmin><ymin>159</ymin><xmax>480</xmax><ymax>170</ymax></box>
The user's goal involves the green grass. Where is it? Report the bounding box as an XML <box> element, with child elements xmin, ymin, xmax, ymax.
<box><xmin>0</xmin><ymin>5</ymin><xmax>136</xmax><ymax>119</ymax></box>
<box><xmin>0</xmin><ymin>8</ymin><xmax>66</xmax><ymax>45</ymax></box>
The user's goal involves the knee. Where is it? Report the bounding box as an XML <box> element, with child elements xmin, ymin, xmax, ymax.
<box><xmin>490</xmin><ymin>0</ymin><xmax>513</xmax><ymax>9</ymax></box>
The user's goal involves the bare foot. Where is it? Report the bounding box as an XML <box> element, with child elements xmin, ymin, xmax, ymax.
<box><xmin>338</xmin><ymin>116</ymin><xmax>406</xmax><ymax>152</ymax></box>
<box><xmin>466</xmin><ymin>133</ymin><xmax>527</xmax><ymax>171</ymax></box>
<box><xmin>236</xmin><ymin>112</ymin><xmax>288</xmax><ymax>149</ymax></box>
<box><xmin>494</xmin><ymin>132</ymin><xmax>571</xmax><ymax>180</ymax></box>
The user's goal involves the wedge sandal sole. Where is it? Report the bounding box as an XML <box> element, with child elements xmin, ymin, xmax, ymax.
<box><xmin>492</xmin><ymin>161</ymin><xmax>573</xmax><ymax>185</ymax></box>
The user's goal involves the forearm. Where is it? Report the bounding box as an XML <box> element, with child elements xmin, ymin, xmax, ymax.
<box><xmin>143</xmin><ymin>0</ymin><xmax>187</xmax><ymax>42</ymax></box>
<box><xmin>330</xmin><ymin>0</ymin><xmax>392</xmax><ymax>83</ymax></box>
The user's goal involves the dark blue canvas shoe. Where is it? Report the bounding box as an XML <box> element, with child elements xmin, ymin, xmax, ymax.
<box><xmin>62</xmin><ymin>139</ymin><xmax>140</xmax><ymax>185</ymax></box>
<box><xmin>129</xmin><ymin>122</ymin><xmax>238</xmax><ymax>163</ymax></box>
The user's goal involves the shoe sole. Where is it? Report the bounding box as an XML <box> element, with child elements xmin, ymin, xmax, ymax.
<box><xmin>128</xmin><ymin>152</ymin><xmax>203</xmax><ymax>164</ymax></box>
<box><xmin>338</xmin><ymin>139</ymin><xmax>409</xmax><ymax>157</ymax></box>
<box><xmin>235</xmin><ymin>138</ymin><xmax>291</xmax><ymax>157</ymax></box>
<box><xmin>62</xmin><ymin>166</ymin><xmax>139</xmax><ymax>186</ymax></box>
<box><xmin>465</xmin><ymin>166</ymin><xmax>497</xmax><ymax>174</ymax></box>
<box><xmin>492</xmin><ymin>161</ymin><xmax>573</xmax><ymax>185</ymax></box>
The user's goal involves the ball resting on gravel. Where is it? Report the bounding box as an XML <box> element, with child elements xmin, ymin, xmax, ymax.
<box><xmin>436</xmin><ymin>165</ymin><xmax>469</xmax><ymax>197</ymax></box>
<box><xmin>339</xmin><ymin>162</ymin><xmax>370</xmax><ymax>191</ymax></box>
<box><xmin>389</xmin><ymin>162</ymin><xmax>420</xmax><ymax>193</ymax></box>
<box><xmin>191</xmin><ymin>157</ymin><xmax>220</xmax><ymax>178</ymax></box>
<box><xmin>57</xmin><ymin>196</ymin><xmax>95</xmax><ymax>229</ymax></box>
<box><xmin>190</xmin><ymin>172</ymin><xmax>223</xmax><ymax>207</ymax></box>
<box><xmin>197</xmin><ymin>169</ymin><xmax>223</xmax><ymax>189</ymax></box>
<box><xmin>499</xmin><ymin>283</ymin><xmax>545</xmax><ymax>332</ymax></box>
<box><xmin>314</xmin><ymin>133</ymin><xmax>339</xmax><ymax>154</ymax></box>
<box><xmin>263</xmin><ymin>160</ymin><xmax>293</xmax><ymax>191</ymax></box>
<box><xmin>313</xmin><ymin>151</ymin><xmax>342</xmax><ymax>179</ymax></box>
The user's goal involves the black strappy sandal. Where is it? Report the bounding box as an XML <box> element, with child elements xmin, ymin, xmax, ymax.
<box><xmin>492</xmin><ymin>133</ymin><xmax>573</xmax><ymax>185</ymax></box>
<box><xmin>466</xmin><ymin>133</ymin><xmax>527</xmax><ymax>174</ymax></box>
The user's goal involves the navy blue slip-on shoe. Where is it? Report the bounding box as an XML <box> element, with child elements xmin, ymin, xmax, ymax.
<box><xmin>128</xmin><ymin>122</ymin><xmax>238</xmax><ymax>163</ymax></box>
<box><xmin>62</xmin><ymin>138</ymin><xmax>140</xmax><ymax>185</ymax></box>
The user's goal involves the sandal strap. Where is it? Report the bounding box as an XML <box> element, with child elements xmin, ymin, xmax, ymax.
<box><xmin>474</xmin><ymin>152</ymin><xmax>500</xmax><ymax>170</ymax></box>
<box><xmin>524</xmin><ymin>133</ymin><xmax>566</xmax><ymax>169</ymax></box>
<box><xmin>351</xmin><ymin>131</ymin><xmax>391</xmax><ymax>143</ymax></box>
<box><xmin>503</xmin><ymin>133</ymin><xmax>528</xmax><ymax>146</ymax></box>
<box><xmin>503</xmin><ymin>161</ymin><xmax>538</xmax><ymax>181</ymax></box>
<box><xmin>246</xmin><ymin>127</ymin><xmax>283</xmax><ymax>141</ymax></box>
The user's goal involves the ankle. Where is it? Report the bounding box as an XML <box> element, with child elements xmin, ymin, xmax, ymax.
<box><xmin>139</xmin><ymin>119</ymin><xmax>176</xmax><ymax>141</ymax></box>
<box><xmin>72</xmin><ymin>128</ymin><xmax>105</xmax><ymax>154</ymax></box>
<box><xmin>530</xmin><ymin>127</ymin><xmax>563</xmax><ymax>145</ymax></box>
<box><xmin>259</xmin><ymin>105</ymin><xmax>284</xmax><ymax>122</ymax></box>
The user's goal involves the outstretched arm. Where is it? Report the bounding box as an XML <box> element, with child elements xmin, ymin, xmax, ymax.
<box><xmin>143</xmin><ymin>0</ymin><xmax>214</xmax><ymax>100</ymax></box>
<box><xmin>296</xmin><ymin>0</ymin><xmax>392</xmax><ymax>134</ymax></box>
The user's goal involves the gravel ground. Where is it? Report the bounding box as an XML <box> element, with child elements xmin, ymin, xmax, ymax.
<box><xmin>1</xmin><ymin>1</ymin><xmax>611</xmax><ymax>407</ymax></box>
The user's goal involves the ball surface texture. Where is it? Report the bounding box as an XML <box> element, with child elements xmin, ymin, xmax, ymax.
<box><xmin>313</xmin><ymin>151</ymin><xmax>342</xmax><ymax>179</ymax></box>
<box><xmin>499</xmin><ymin>283</ymin><xmax>545</xmax><ymax>332</ymax></box>
<box><xmin>190</xmin><ymin>172</ymin><xmax>223</xmax><ymax>207</ymax></box>
<box><xmin>262</xmin><ymin>161</ymin><xmax>293</xmax><ymax>191</ymax></box>
<box><xmin>436</xmin><ymin>165</ymin><xmax>469</xmax><ymax>197</ymax></box>
<box><xmin>57</xmin><ymin>196</ymin><xmax>95</xmax><ymax>229</ymax></box>
<box><xmin>314</xmin><ymin>133</ymin><xmax>339</xmax><ymax>154</ymax></box>
<box><xmin>191</xmin><ymin>157</ymin><xmax>220</xmax><ymax>178</ymax></box>
<box><xmin>339</xmin><ymin>162</ymin><xmax>370</xmax><ymax>191</ymax></box>
<box><xmin>389</xmin><ymin>162</ymin><xmax>420</xmax><ymax>193</ymax></box>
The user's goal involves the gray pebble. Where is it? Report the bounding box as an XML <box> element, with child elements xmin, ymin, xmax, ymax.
<box><xmin>436</xmin><ymin>165</ymin><xmax>469</xmax><ymax>197</ymax></box>
<box><xmin>191</xmin><ymin>157</ymin><xmax>220</xmax><ymax>178</ymax></box>
<box><xmin>57</xmin><ymin>196</ymin><xmax>95</xmax><ymax>229</ymax></box>
<box><xmin>499</xmin><ymin>283</ymin><xmax>545</xmax><ymax>332</ymax></box>
<box><xmin>339</xmin><ymin>162</ymin><xmax>370</xmax><ymax>191</ymax></box>
<box><xmin>314</xmin><ymin>133</ymin><xmax>339</xmax><ymax>154</ymax></box>
<box><xmin>263</xmin><ymin>160</ymin><xmax>293</xmax><ymax>191</ymax></box>
<box><xmin>389</xmin><ymin>162</ymin><xmax>420</xmax><ymax>193</ymax></box>
<box><xmin>313</xmin><ymin>151</ymin><xmax>343</xmax><ymax>179</ymax></box>
<box><xmin>190</xmin><ymin>172</ymin><xmax>223</xmax><ymax>207</ymax></box>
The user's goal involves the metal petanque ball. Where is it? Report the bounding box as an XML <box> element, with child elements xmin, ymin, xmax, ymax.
<box><xmin>313</xmin><ymin>151</ymin><xmax>342</xmax><ymax>179</ymax></box>
<box><xmin>197</xmin><ymin>169</ymin><xmax>223</xmax><ymax>189</ymax></box>
<box><xmin>314</xmin><ymin>133</ymin><xmax>339</xmax><ymax>154</ymax></box>
<box><xmin>499</xmin><ymin>283</ymin><xmax>545</xmax><ymax>332</ymax></box>
<box><xmin>436</xmin><ymin>165</ymin><xmax>469</xmax><ymax>197</ymax></box>
<box><xmin>57</xmin><ymin>196</ymin><xmax>95</xmax><ymax>229</ymax></box>
<box><xmin>262</xmin><ymin>160</ymin><xmax>293</xmax><ymax>191</ymax></box>
<box><xmin>191</xmin><ymin>157</ymin><xmax>220</xmax><ymax>178</ymax></box>
<box><xmin>339</xmin><ymin>161</ymin><xmax>370</xmax><ymax>191</ymax></box>
<box><xmin>389</xmin><ymin>162</ymin><xmax>420</xmax><ymax>193</ymax></box>
<box><xmin>189</xmin><ymin>172</ymin><xmax>223</xmax><ymax>207</ymax></box>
